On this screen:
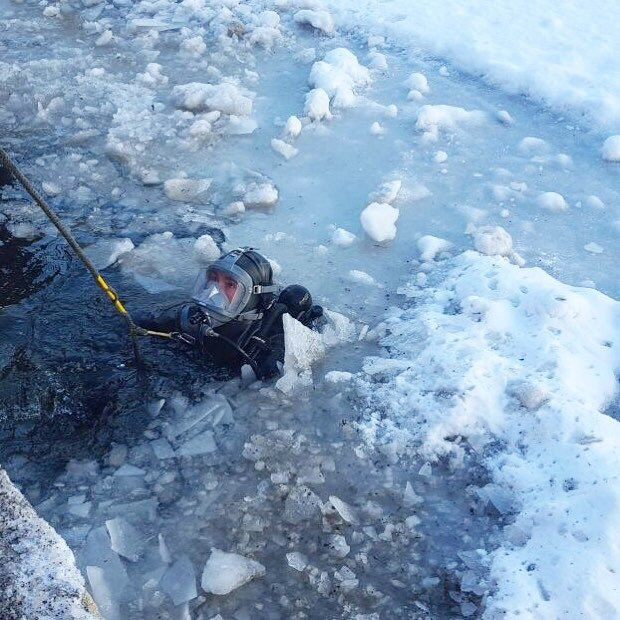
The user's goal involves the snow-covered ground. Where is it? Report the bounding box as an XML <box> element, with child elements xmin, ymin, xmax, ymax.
<box><xmin>1</xmin><ymin>0</ymin><xmax>619</xmax><ymax>618</ymax></box>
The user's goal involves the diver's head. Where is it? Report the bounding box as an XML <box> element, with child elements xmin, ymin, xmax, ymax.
<box><xmin>191</xmin><ymin>248</ymin><xmax>277</xmax><ymax>327</ymax></box>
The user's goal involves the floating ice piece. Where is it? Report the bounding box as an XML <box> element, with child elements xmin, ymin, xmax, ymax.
<box><xmin>243</xmin><ymin>182</ymin><xmax>279</xmax><ymax>208</ymax></box>
<box><xmin>180</xmin><ymin>35</ymin><xmax>206</xmax><ymax>57</ymax></box>
<box><xmin>327</xmin><ymin>495</ymin><xmax>358</xmax><ymax>524</ymax></box>
<box><xmin>284</xmin><ymin>115</ymin><xmax>302</xmax><ymax>138</ymax></box>
<box><xmin>331</xmin><ymin>227</ymin><xmax>356</xmax><ymax>247</ymax></box>
<box><xmin>105</xmin><ymin>498</ymin><xmax>158</xmax><ymax>523</ymax></box>
<box><xmin>113</xmin><ymin>464</ymin><xmax>145</xmax><ymax>477</ymax></box>
<box><xmin>409</xmin><ymin>183</ymin><xmax>432</xmax><ymax>201</ymax></box>
<box><xmin>271</xmin><ymin>138</ymin><xmax>299</xmax><ymax>160</ymax></box>
<box><xmin>85</xmin><ymin>238</ymin><xmax>134</xmax><ymax>270</ymax></box>
<box><xmin>368</xmin><ymin>51</ymin><xmax>388</xmax><ymax>71</ymax></box>
<box><xmin>42</xmin><ymin>181</ymin><xmax>61</xmax><ymax>196</ymax></box>
<box><xmin>133</xmin><ymin>274</ymin><xmax>180</xmax><ymax>294</ymax></box>
<box><xmin>164</xmin><ymin>178</ymin><xmax>212</xmax><ymax>203</ymax></box>
<box><xmin>309</xmin><ymin>48</ymin><xmax>371</xmax><ymax>109</ymax></box>
<box><xmin>404</xmin><ymin>481</ymin><xmax>423</xmax><ymax>507</ymax></box>
<box><xmin>473</xmin><ymin>226</ymin><xmax>513</xmax><ymax>257</ymax></box>
<box><xmin>478</xmin><ymin>483</ymin><xmax>517</xmax><ymax>515</ymax></box>
<box><xmin>519</xmin><ymin>136</ymin><xmax>549</xmax><ymax>155</ymax></box>
<box><xmin>417</xmin><ymin>235</ymin><xmax>452</xmax><ymax>261</ymax></box>
<box><xmin>585</xmin><ymin>195</ymin><xmax>605</xmax><ymax>210</ymax></box>
<box><xmin>602</xmin><ymin>135</ymin><xmax>620</xmax><ymax>161</ymax></box>
<box><xmin>172</xmin><ymin>83</ymin><xmax>253</xmax><ymax>116</ymax></box>
<box><xmin>321</xmin><ymin>308</ymin><xmax>356</xmax><ymax>346</ymax></box>
<box><xmin>360</xmin><ymin>202</ymin><xmax>399</xmax><ymax>243</ymax></box>
<box><xmin>370</xmin><ymin>121</ymin><xmax>384</xmax><ymax>135</ymax></box>
<box><xmin>370</xmin><ymin>180</ymin><xmax>401</xmax><ymax>204</ymax></box>
<box><xmin>294</xmin><ymin>9</ymin><xmax>335</xmax><ymax>35</ymax></box>
<box><xmin>87</xmin><ymin>566</ymin><xmax>121</xmax><ymax>620</ymax></box>
<box><xmin>194</xmin><ymin>234</ymin><xmax>220</xmax><ymax>262</ymax></box>
<box><xmin>106</xmin><ymin>517</ymin><xmax>145</xmax><ymax>562</ymax></box>
<box><xmin>276</xmin><ymin>315</ymin><xmax>326</xmax><ymax>394</ymax></box>
<box><xmin>304</xmin><ymin>88</ymin><xmax>331</xmax><ymax>121</ymax></box>
<box><xmin>324</xmin><ymin>370</ymin><xmax>353</xmax><ymax>384</ymax></box>
<box><xmin>137</xmin><ymin>63</ymin><xmax>168</xmax><ymax>87</ymax></box>
<box><xmin>188</xmin><ymin>119</ymin><xmax>212</xmax><ymax>139</ymax></box>
<box><xmin>150</xmin><ymin>438</ymin><xmax>175</xmax><ymax>460</ymax></box>
<box><xmin>227</xmin><ymin>116</ymin><xmax>258</xmax><ymax>135</ymax></box>
<box><xmin>496</xmin><ymin>110</ymin><xmax>514</xmax><ymax>125</ymax></box>
<box><xmin>433</xmin><ymin>150</ymin><xmax>448</xmax><ymax>163</ymax></box>
<box><xmin>584</xmin><ymin>242</ymin><xmax>604</xmax><ymax>254</ymax></box>
<box><xmin>82</xmin><ymin>526</ymin><xmax>129</xmax><ymax>595</ymax></box>
<box><xmin>201</xmin><ymin>549</ymin><xmax>265</xmax><ymax>595</ymax></box>
<box><xmin>348</xmin><ymin>269</ymin><xmax>379</xmax><ymax>287</ymax></box>
<box><xmin>536</xmin><ymin>191</ymin><xmax>568</xmax><ymax>211</ymax></box>
<box><xmin>176</xmin><ymin>430</ymin><xmax>217</xmax><ymax>457</ymax></box>
<box><xmin>404</xmin><ymin>72</ymin><xmax>429</xmax><ymax>94</ymax></box>
<box><xmin>161</xmin><ymin>556</ymin><xmax>197</xmax><ymax>605</ymax></box>
<box><xmin>286</xmin><ymin>551</ymin><xmax>308</xmax><ymax>571</ymax></box>
<box><xmin>329</xmin><ymin>534</ymin><xmax>350</xmax><ymax>557</ymax></box>
<box><xmin>418</xmin><ymin>462</ymin><xmax>432</xmax><ymax>477</ymax></box>
<box><xmin>283</xmin><ymin>485</ymin><xmax>322</xmax><ymax>524</ymax></box>
<box><xmin>249</xmin><ymin>26</ymin><xmax>281</xmax><ymax>49</ymax></box>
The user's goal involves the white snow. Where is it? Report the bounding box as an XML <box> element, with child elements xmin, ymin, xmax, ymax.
<box><xmin>404</xmin><ymin>72</ymin><xmax>429</xmax><ymax>94</ymax></box>
<box><xmin>293</xmin><ymin>9</ymin><xmax>335</xmax><ymax>35</ymax></box>
<box><xmin>357</xmin><ymin>251</ymin><xmax>620</xmax><ymax>618</ymax></box>
<box><xmin>536</xmin><ymin>191</ymin><xmax>568</xmax><ymax>212</ymax></box>
<box><xmin>284</xmin><ymin>115</ymin><xmax>302</xmax><ymax>138</ymax></box>
<box><xmin>309</xmin><ymin>48</ymin><xmax>371</xmax><ymax>109</ymax></box>
<box><xmin>602</xmin><ymin>135</ymin><xmax>620</xmax><ymax>161</ymax></box>
<box><xmin>304</xmin><ymin>88</ymin><xmax>332</xmax><ymax>121</ymax></box>
<box><xmin>473</xmin><ymin>226</ymin><xmax>513</xmax><ymax>257</ymax></box>
<box><xmin>360</xmin><ymin>202</ymin><xmax>399</xmax><ymax>243</ymax></box>
<box><xmin>201</xmin><ymin>549</ymin><xmax>265</xmax><ymax>595</ymax></box>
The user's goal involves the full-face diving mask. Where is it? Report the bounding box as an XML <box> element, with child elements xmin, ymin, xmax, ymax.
<box><xmin>191</xmin><ymin>248</ymin><xmax>278</xmax><ymax>326</ymax></box>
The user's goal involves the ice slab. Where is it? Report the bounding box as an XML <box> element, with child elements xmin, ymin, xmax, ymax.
<box><xmin>150</xmin><ymin>438</ymin><xmax>176</xmax><ymax>460</ymax></box>
<box><xmin>176</xmin><ymin>430</ymin><xmax>217</xmax><ymax>457</ymax></box>
<box><xmin>326</xmin><ymin>495</ymin><xmax>358</xmax><ymax>524</ymax></box>
<box><xmin>106</xmin><ymin>517</ymin><xmax>145</xmax><ymax>562</ymax></box>
<box><xmin>105</xmin><ymin>498</ymin><xmax>158</xmax><ymax>523</ymax></box>
<box><xmin>161</xmin><ymin>556</ymin><xmax>197</xmax><ymax>605</ymax></box>
<box><xmin>81</xmin><ymin>526</ymin><xmax>129</xmax><ymax>594</ymax></box>
<box><xmin>201</xmin><ymin>549</ymin><xmax>266</xmax><ymax>595</ymax></box>
<box><xmin>283</xmin><ymin>485</ymin><xmax>322</xmax><ymax>524</ymax></box>
<box><xmin>87</xmin><ymin>565</ymin><xmax>121</xmax><ymax>620</ymax></box>
<box><xmin>286</xmin><ymin>551</ymin><xmax>308</xmax><ymax>571</ymax></box>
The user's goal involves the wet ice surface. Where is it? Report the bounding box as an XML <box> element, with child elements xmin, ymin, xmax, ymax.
<box><xmin>1</xmin><ymin>0</ymin><xmax>619</xmax><ymax>618</ymax></box>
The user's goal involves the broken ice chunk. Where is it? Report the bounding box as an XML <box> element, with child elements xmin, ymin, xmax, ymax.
<box><xmin>114</xmin><ymin>464</ymin><xmax>145</xmax><ymax>477</ymax></box>
<box><xmin>85</xmin><ymin>238</ymin><xmax>134</xmax><ymax>270</ymax></box>
<box><xmin>326</xmin><ymin>495</ymin><xmax>358</xmax><ymax>524</ymax></box>
<box><xmin>286</xmin><ymin>552</ymin><xmax>308</xmax><ymax>571</ymax></box>
<box><xmin>106</xmin><ymin>517</ymin><xmax>145</xmax><ymax>562</ymax></box>
<box><xmin>329</xmin><ymin>534</ymin><xmax>350</xmax><ymax>558</ymax></box>
<box><xmin>164</xmin><ymin>178</ymin><xmax>212</xmax><ymax>204</ymax></box>
<box><xmin>150</xmin><ymin>438</ymin><xmax>176</xmax><ymax>460</ymax></box>
<box><xmin>87</xmin><ymin>566</ymin><xmax>121</xmax><ymax>620</ymax></box>
<box><xmin>201</xmin><ymin>549</ymin><xmax>266</xmax><ymax>595</ymax></box>
<box><xmin>283</xmin><ymin>485</ymin><xmax>322</xmax><ymax>524</ymax></box>
<box><xmin>176</xmin><ymin>430</ymin><xmax>217</xmax><ymax>457</ymax></box>
<box><xmin>161</xmin><ymin>556</ymin><xmax>197</xmax><ymax>605</ymax></box>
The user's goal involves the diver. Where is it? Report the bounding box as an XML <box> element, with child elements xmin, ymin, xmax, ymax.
<box><xmin>138</xmin><ymin>247</ymin><xmax>323</xmax><ymax>379</ymax></box>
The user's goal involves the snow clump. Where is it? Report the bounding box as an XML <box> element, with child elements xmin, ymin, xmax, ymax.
<box><xmin>172</xmin><ymin>83</ymin><xmax>253</xmax><ymax>116</ymax></box>
<box><xmin>294</xmin><ymin>9</ymin><xmax>335</xmax><ymax>35</ymax></box>
<box><xmin>194</xmin><ymin>234</ymin><xmax>220</xmax><ymax>262</ymax></box>
<box><xmin>304</xmin><ymin>88</ymin><xmax>332</xmax><ymax>121</ymax></box>
<box><xmin>309</xmin><ymin>48</ymin><xmax>371</xmax><ymax>109</ymax></box>
<box><xmin>136</xmin><ymin>63</ymin><xmax>168</xmax><ymax>87</ymax></box>
<box><xmin>369</xmin><ymin>179</ymin><xmax>401</xmax><ymax>204</ymax></box>
<box><xmin>404</xmin><ymin>72</ymin><xmax>429</xmax><ymax>94</ymax></box>
<box><xmin>201</xmin><ymin>549</ymin><xmax>265</xmax><ymax>595</ymax></box>
<box><xmin>601</xmin><ymin>135</ymin><xmax>620</xmax><ymax>161</ymax></box>
<box><xmin>417</xmin><ymin>235</ymin><xmax>452</xmax><ymax>261</ymax></box>
<box><xmin>331</xmin><ymin>227</ymin><xmax>356</xmax><ymax>247</ymax></box>
<box><xmin>284</xmin><ymin>115</ymin><xmax>302</xmax><ymax>138</ymax></box>
<box><xmin>416</xmin><ymin>104</ymin><xmax>485</xmax><ymax>140</ymax></box>
<box><xmin>360</xmin><ymin>202</ymin><xmax>399</xmax><ymax>243</ymax></box>
<box><xmin>243</xmin><ymin>182</ymin><xmax>279</xmax><ymax>209</ymax></box>
<box><xmin>271</xmin><ymin>138</ymin><xmax>299</xmax><ymax>160</ymax></box>
<box><xmin>164</xmin><ymin>178</ymin><xmax>212</xmax><ymax>203</ymax></box>
<box><xmin>536</xmin><ymin>191</ymin><xmax>568</xmax><ymax>212</ymax></box>
<box><xmin>348</xmin><ymin>269</ymin><xmax>380</xmax><ymax>287</ymax></box>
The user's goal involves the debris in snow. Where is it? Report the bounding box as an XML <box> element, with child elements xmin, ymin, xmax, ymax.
<box><xmin>331</xmin><ymin>227</ymin><xmax>356</xmax><ymax>247</ymax></box>
<box><xmin>536</xmin><ymin>191</ymin><xmax>568</xmax><ymax>211</ymax></box>
<box><xmin>584</xmin><ymin>242</ymin><xmax>603</xmax><ymax>254</ymax></box>
<box><xmin>404</xmin><ymin>72</ymin><xmax>429</xmax><ymax>94</ymax></box>
<box><xmin>271</xmin><ymin>138</ymin><xmax>299</xmax><ymax>160</ymax></box>
<box><xmin>284</xmin><ymin>115</ymin><xmax>302</xmax><ymax>138</ymax></box>
<box><xmin>309</xmin><ymin>48</ymin><xmax>371</xmax><ymax>109</ymax></box>
<box><xmin>243</xmin><ymin>182</ymin><xmax>279</xmax><ymax>209</ymax></box>
<box><xmin>601</xmin><ymin>135</ymin><xmax>620</xmax><ymax>161</ymax></box>
<box><xmin>360</xmin><ymin>202</ymin><xmax>399</xmax><ymax>243</ymax></box>
<box><xmin>417</xmin><ymin>235</ymin><xmax>452</xmax><ymax>261</ymax></box>
<box><xmin>370</xmin><ymin>180</ymin><xmax>402</xmax><ymax>204</ymax></box>
<box><xmin>201</xmin><ymin>549</ymin><xmax>265</xmax><ymax>595</ymax></box>
<box><xmin>304</xmin><ymin>88</ymin><xmax>332</xmax><ymax>121</ymax></box>
<box><xmin>473</xmin><ymin>226</ymin><xmax>513</xmax><ymax>257</ymax></box>
<box><xmin>294</xmin><ymin>10</ymin><xmax>335</xmax><ymax>35</ymax></box>
<box><xmin>161</xmin><ymin>556</ymin><xmax>197</xmax><ymax>605</ymax></box>
<box><xmin>164</xmin><ymin>178</ymin><xmax>212</xmax><ymax>203</ymax></box>
<box><xmin>85</xmin><ymin>238</ymin><xmax>134</xmax><ymax>270</ymax></box>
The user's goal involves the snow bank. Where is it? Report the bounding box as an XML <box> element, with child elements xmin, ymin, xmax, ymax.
<box><xmin>323</xmin><ymin>0</ymin><xmax>620</xmax><ymax>131</ymax></box>
<box><xmin>357</xmin><ymin>251</ymin><xmax>620</xmax><ymax>618</ymax></box>
<box><xmin>309</xmin><ymin>48</ymin><xmax>371</xmax><ymax>109</ymax></box>
<box><xmin>0</xmin><ymin>469</ymin><xmax>99</xmax><ymax>619</ymax></box>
